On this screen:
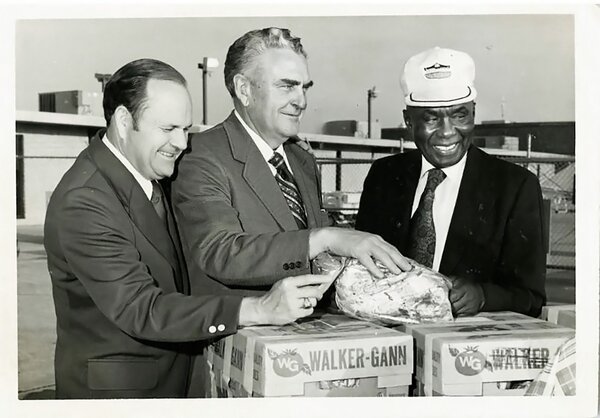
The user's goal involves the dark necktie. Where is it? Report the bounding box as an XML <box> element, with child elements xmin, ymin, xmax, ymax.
<box><xmin>407</xmin><ymin>168</ymin><xmax>447</xmax><ymax>268</ymax></box>
<box><xmin>268</xmin><ymin>152</ymin><xmax>308</xmax><ymax>229</ymax></box>
<box><xmin>151</xmin><ymin>181</ymin><xmax>167</xmax><ymax>226</ymax></box>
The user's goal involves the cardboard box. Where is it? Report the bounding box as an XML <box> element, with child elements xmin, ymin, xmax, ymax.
<box><xmin>234</xmin><ymin>314</ymin><xmax>413</xmax><ymax>397</ymax></box>
<box><xmin>431</xmin><ymin>323</ymin><xmax>574</xmax><ymax>396</ymax></box>
<box><xmin>396</xmin><ymin>312</ymin><xmax>544</xmax><ymax>396</ymax></box>
<box><xmin>540</xmin><ymin>304</ymin><xmax>576</xmax><ymax>329</ymax></box>
<box><xmin>207</xmin><ymin>335</ymin><xmax>234</xmax><ymax>398</ymax></box>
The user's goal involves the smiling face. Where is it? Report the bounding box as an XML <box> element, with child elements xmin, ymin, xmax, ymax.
<box><xmin>404</xmin><ymin>102</ymin><xmax>475</xmax><ymax>168</ymax></box>
<box><xmin>242</xmin><ymin>48</ymin><xmax>312</xmax><ymax>148</ymax></box>
<box><xmin>120</xmin><ymin>79</ymin><xmax>193</xmax><ymax>180</ymax></box>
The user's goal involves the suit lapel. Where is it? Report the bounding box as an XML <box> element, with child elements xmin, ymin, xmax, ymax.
<box><xmin>285</xmin><ymin>142</ymin><xmax>320</xmax><ymax>228</ymax></box>
<box><xmin>440</xmin><ymin>146</ymin><xmax>490</xmax><ymax>274</ymax></box>
<box><xmin>224</xmin><ymin>113</ymin><xmax>298</xmax><ymax>230</ymax></box>
<box><xmin>87</xmin><ymin>133</ymin><xmax>181</xmax><ymax>274</ymax></box>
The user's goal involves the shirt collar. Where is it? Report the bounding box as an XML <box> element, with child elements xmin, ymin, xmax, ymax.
<box><xmin>102</xmin><ymin>134</ymin><xmax>153</xmax><ymax>200</ymax></box>
<box><xmin>234</xmin><ymin>110</ymin><xmax>286</xmax><ymax>162</ymax></box>
<box><xmin>419</xmin><ymin>150</ymin><xmax>468</xmax><ymax>182</ymax></box>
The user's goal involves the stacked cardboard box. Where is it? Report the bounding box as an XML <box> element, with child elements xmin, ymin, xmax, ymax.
<box><xmin>208</xmin><ymin>313</ymin><xmax>413</xmax><ymax>397</ymax></box>
<box><xmin>540</xmin><ymin>304</ymin><xmax>576</xmax><ymax>329</ymax></box>
<box><xmin>396</xmin><ymin>312</ymin><xmax>574</xmax><ymax>396</ymax></box>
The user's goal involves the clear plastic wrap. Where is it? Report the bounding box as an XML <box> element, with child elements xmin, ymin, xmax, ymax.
<box><xmin>313</xmin><ymin>252</ymin><xmax>454</xmax><ymax>325</ymax></box>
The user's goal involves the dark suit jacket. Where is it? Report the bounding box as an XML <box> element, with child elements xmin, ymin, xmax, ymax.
<box><xmin>171</xmin><ymin>112</ymin><xmax>330</xmax><ymax>288</ymax></box>
<box><xmin>355</xmin><ymin>146</ymin><xmax>546</xmax><ymax>317</ymax></box>
<box><xmin>44</xmin><ymin>132</ymin><xmax>244</xmax><ymax>399</ymax></box>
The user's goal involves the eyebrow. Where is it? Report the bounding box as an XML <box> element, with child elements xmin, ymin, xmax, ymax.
<box><xmin>162</xmin><ymin>123</ymin><xmax>193</xmax><ymax>130</ymax></box>
<box><xmin>279</xmin><ymin>78</ymin><xmax>314</xmax><ymax>89</ymax></box>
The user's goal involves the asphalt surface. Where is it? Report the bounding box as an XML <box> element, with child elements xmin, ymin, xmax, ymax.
<box><xmin>15</xmin><ymin>224</ymin><xmax>578</xmax><ymax>400</ymax></box>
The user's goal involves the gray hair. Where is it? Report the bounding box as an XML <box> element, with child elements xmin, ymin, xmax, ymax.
<box><xmin>224</xmin><ymin>27</ymin><xmax>307</xmax><ymax>97</ymax></box>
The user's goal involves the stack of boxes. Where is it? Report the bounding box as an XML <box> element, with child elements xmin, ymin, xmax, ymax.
<box><xmin>207</xmin><ymin>313</ymin><xmax>413</xmax><ymax>397</ymax></box>
<box><xmin>206</xmin><ymin>309</ymin><xmax>575</xmax><ymax>397</ymax></box>
<box><xmin>396</xmin><ymin>312</ymin><xmax>575</xmax><ymax>396</ymax></box>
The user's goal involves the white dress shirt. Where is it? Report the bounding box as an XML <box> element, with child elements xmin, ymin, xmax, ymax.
<box><xmin>102</xmin><ymin>135</ymin><xmax>153</xmax><ymax>200</ymax></box>
<box><xmin>411</xmin><ymin>154</ymin><xmax>467</xmax><ymax>271</ymax></box>
<box><xmin>234</xmin><ymin>110</ymin><xmax>295</xmax><ymax>174</ymax></box>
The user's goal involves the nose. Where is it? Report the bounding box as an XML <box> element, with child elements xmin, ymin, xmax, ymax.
<box><xmin>440</xmin><ymin>116</ymin><xmax>455</xmax><ymax>139</ymax></box>
<box><xmin>291</xmin><ymin>87</ymin><xmax>307</xmax><ymax>110</ymax></box>
<box><xmin>171</xmin><ymin>129</ymin><xmax>189</xmax><ymax>151</ymax></box>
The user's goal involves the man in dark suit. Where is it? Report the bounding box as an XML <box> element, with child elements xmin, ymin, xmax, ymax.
<box><xmin>172</xmin><ymin>27</ymin><xmax>410</xmax><ymax>292</ymax></box>
<box><xmin>44</xmin><ymin>58</ymin><xmax>331</xmax><ymax>399</ymax></box>
<box><xmin>356</xmin><ymin>47</ymin><xmax>546</xmax><ymax>318</ymax></box>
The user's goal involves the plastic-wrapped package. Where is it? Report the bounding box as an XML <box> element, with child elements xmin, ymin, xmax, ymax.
<box><xmin>313</xmin><ymin>253</ymin><xmax>454</xmax><ymax>325</ymax></box>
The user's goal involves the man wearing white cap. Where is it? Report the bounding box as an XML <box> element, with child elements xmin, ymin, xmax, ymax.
<box><xmin>356</xmin><ymin>47</ymin><xmax>546</xmax><ymax>318</ymax></box>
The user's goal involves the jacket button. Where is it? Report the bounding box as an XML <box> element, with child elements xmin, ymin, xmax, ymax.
<box><xmin>217</xmin><ymin>324</ymin><xmax>225</xmax><ymax>332</ymax></box>
<box><xmin>295</xmin><ymin>261</ymin><xmax>302</xmax><ymax>268</ymax></box>
<box><xmin>208</xmin><ymin>326</ymin><xmax>216</xmax><ymax>334</ymax></box>
<box><xmin>283</xmin><ymin>263</ymin><xmax>289</xmax><ymax>270</ymax></box>
<box><xmin>289</xmin><ymin>263</ymin><xmax>295</xmax><ymax>270</ymax></box>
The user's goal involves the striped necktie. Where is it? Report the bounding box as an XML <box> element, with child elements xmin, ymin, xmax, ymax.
<box><xmin>407</xmin><ymin>168</ymin><xmax>446</xmax><ymax>268</ymax></box>
<box><xmin>268</xmin><ymin>152</ymin><xmax>308</xmax><ymax>229</ymax></box>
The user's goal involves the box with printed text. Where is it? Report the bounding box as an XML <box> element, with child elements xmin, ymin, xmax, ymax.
<box><xmin>430</xmin><ymin>322</ymin><xmax>574</xmax><ymax>396</ymax></box>
<box><xmin>234</xmin><ymin>314</ymin><xmax>413</xmax><ymax>397</ymax></box>
<box><xmin>396</xmin><ymin>311</ymin><xmax>545</xmax><ymax>396</ymax></box>
<box><xmin>207</xmin><ymin>335</ymin><xmax>234</xmax><ymax>398</ymax></box>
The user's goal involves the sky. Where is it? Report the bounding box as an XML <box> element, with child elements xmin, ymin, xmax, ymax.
<box><xmin>15</xmin><ymin>14</ymin><xmax>574</xmax><ymax>133</ymax></box>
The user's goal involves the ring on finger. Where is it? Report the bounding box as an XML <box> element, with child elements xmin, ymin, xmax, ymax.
<box><xmin>302</xmin><ymin>297</ymin><xmax>312</xmax><ymax>309</ymax></box>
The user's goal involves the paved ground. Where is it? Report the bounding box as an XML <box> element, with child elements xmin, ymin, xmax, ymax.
<box><xmin>15</xmin><ymin>224</ymin><xmax>579</xmax><ymax>401</ymax></box>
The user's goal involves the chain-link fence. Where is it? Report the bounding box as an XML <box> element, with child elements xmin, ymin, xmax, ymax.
<box><xmin>317</xmin><ymin>154</ymin><xmax>575</xmax><ymax>270</ymax></box>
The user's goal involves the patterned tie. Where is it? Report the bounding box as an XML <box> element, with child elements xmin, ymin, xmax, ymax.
<box><xmin>151</xmin><ymin>181</ymin><xmax>167</xmax><ymax>226</ymax></box>
<box><xmin>407</xmin><ymin>168</ymin><xmax>447</xmax><ymax>268</ymax></box>
<box><xmin>268</xmin><ymin>152</ymin><xmax>308</xmax><ymax>229</ymax></box>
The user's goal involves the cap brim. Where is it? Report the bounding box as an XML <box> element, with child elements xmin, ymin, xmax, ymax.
<box><xmin>405</xmin><ymin>86</ymin><xmax>477</xmax><ymax>107</ymax></box>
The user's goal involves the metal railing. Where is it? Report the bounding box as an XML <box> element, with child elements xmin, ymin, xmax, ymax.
<box><xmin>317</xmin><ymin>154</ymin><xmax>575</xmax><ymax>270</ymax></box>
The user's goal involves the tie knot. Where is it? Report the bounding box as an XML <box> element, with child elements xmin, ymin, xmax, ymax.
<box><xmin>268</xmin><ymin>152</ymin><xmax>285</xmax><ymax>170</ymax></box>
<box><xmin>426</xmin><ymin>168</ymin><xmax>446</xmax><ymax>190</ymax></box>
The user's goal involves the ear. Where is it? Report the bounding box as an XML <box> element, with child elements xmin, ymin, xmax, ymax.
<box><xmin>403</xmin><ymin>109</ymin><xmax>411</xmax><ymax>128</ymax></box>
<box><xmin>114</xmin><ymin>105</ymin><xmax>132</xmax><ymax>139</ymax></box>
<box><xmin>233</xmin><ymin>73</ymin><xmax>252</xmax><ymax>107</ymax></box>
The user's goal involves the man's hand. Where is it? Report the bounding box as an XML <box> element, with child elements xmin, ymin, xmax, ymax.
<box><xmin>309</xmin><ymin>227</ymin><xmax>411</xmax><ymax>278</ymax></box>
<box><xmin>449</xmin><ymin>277</ymin><xmax>485</xmax><ymax>317</ymax></box>
<box><xmin>238</xmin><ymin>274</ymin><xmax>334</xmax><ymax>326</ymax></box>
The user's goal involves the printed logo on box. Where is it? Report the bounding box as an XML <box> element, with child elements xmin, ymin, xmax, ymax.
<box><xmin>448</xmin><ymin>345</ymin><xmax>551</xmax><ymax>376</ymax></box>
<box><xmin>268</xmin><ymin>349</ymin><xmax>311</xmax><ymax>377</ymax></box>
<box><xmin>448</xmin><ymin>346</ymin><xmax>491</xmax><ymax>376</ymax></box>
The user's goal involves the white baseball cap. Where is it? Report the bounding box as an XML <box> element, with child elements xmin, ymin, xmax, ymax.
<box><xmin>401</xmin><ymin>46</ymin><xmax>477</xmax><ymax>107</ymax></box>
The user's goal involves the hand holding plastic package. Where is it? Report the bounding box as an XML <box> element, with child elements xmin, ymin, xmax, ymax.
<box><xmin>313</xmin><ymin>253</ymin><xmax>454</xmax><ymax>325</ymax></box>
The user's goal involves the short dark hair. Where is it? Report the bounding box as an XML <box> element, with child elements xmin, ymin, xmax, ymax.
<box><xmin>103</xmin><ymin>58</ymin><xmax>187</xmax><ymax>128</ymax></box>
<box><xmin>224</xmin><ymin>27</ymin><xmax>307</xmax><ymax>97</ymax></box>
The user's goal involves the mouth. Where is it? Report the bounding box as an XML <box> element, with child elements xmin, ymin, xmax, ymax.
<box><xmin>281</xmin><ymin>111</ymin><xmax>302</xmax><ymax>119</ymax></box>
<box><xmin>158</xmin><ymin>150</ymin><xmax>179</xmax><ymax>159</ymax></box>
<box><xmin>433</xmin><ymin>143</ymin><xmax>459</xmax><ymax>154</ymax></box>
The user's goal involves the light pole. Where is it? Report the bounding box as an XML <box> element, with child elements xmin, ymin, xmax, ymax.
<box><xmin>367</xmin><ymin>86</ymin><xmax>378</xmax><ymax>138</ymax></box>
<box><xmin>197</xmin><ymin>57</ymin><xmax>219</xmax><ymax>125</ymax></box>
<box><xmin>94</xmin><ymin>73</ymin><xmax>112</xmax><ymax>92</ymax></box>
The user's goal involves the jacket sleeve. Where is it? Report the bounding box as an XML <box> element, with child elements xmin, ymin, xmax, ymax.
<box><xmin>55</xmin><ymin>186</ymin><xmax>244</xmax><ymax>343</ymax></box>
<box><xmin>171</xmin><ymin>143</ymin><xmax>311</xmax><ymax>287</ymax></box>
<box><xmin>480</xmin><ymin>173</ymin><xmax>547</xmax><ymax>317</ymax></box>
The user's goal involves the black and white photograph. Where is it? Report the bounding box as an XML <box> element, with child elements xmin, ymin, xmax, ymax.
<box><xmin>2</xmin><ymin>2</ymin><xmax>599</xmax><ymax>418</ymax></box>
